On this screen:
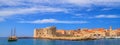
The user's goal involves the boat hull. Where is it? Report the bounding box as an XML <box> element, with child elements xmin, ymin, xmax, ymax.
<box><xmin>8</xmin><ymin>36</ymin><xmax>17</xmax><ymax>42</ymax></box>
<box><xmin>8</xmin><ymin>39</ymin><xmax>17</xmax><ymax>42</ymax></box>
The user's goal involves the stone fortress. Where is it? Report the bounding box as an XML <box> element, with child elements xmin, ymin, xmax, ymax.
<box><xmin>34</xmin><ymin>26</ymin><xmax>120</xmax><ymax>40</ymax></box>
<box><xmin>34</xmin><ymin>26</ymin><xmax>56</xmax><ymax>38</ymax></box>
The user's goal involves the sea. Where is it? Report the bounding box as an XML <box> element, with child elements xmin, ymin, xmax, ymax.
<box><xmin>0</xmin><ymin>37</ymin><xmax>120</xmax><ymax>45</ymax></box>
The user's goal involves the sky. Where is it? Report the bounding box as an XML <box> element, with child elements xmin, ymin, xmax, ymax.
<box><xmin>0</xmin><ymin>0</ymin><xmax>120</xmax><ymax>37</ymax></box>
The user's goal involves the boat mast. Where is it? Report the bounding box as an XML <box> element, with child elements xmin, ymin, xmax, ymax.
<box><xmin>11</xmin><ymin>29</ymin><xmax>13</xmax><ymax>36</ymax></box>
<box><xmin>13</xmin><ymin>28</ymin><xmax>16</xmax><ymax>36</ymax></box>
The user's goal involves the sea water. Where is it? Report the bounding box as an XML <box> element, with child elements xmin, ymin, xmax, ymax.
<box><xmin>0</xmin><ymin>38</ymin><xmax>120</xmax><ymax>45</ymax></box>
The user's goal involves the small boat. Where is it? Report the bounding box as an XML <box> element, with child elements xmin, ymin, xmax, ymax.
<box><xmin>8</xmin><ymin>28</ymin><xmax>17</xmax><ymax>42</ymax></box>
<box><xmin>8</xmin><ymin>36</ymin><xmax>17</xmax><ymax>41</ymax></box>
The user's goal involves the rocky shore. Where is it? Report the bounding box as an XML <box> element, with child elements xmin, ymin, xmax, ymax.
<box><xmin>35</xmin><ymin>37</ymin><xmax>99</xmax><ymax>41</ymax></box>
<box><xmin>34</xmin><ymin>36</ymin><xmax>120</xmax><ymax>41</ymax></box>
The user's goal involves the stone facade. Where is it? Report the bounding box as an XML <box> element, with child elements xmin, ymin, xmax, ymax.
<box><xmin>34</xmin><ymin>26</ymin><xmax>56</xmax><ymax>38</ymax></box>
<box><xmin>34</xmin><ymin>26</ymin><xmax>120</xmax><ymax>39</ymax></box>
<box><xmin>56</xmin><ymin>30</ymin><xmax>66</xmax><ymax>37</ymax></box>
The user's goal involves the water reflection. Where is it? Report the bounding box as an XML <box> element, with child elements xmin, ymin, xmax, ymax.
<box><xmin>34</xmin><ymin>39</ymin><xmax>56</xmax><ymax>45</ymax></box>
<box><xmin>33</xmin><ymin>39</ymin><xmax>120</xmax><ymax>45</ymax></box>
<box><xmin>93</xmin><ymin>39</ymin><xmax>120</xmax><ymax>45</ymax></box>
<box><xmin>0</xmin><ymin>38</ymin><xmax>120</xmax><ymax>45</ymax></box>
<box><xmin>8</xmin><ymin>42</ymin><xmax>17</xmax><ymax>45</ymax></box>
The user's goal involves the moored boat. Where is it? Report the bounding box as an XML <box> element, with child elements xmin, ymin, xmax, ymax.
<box><xmin>8</xmin><ymin>28</ymin><xmax>17</xmax><ymax>42</ymax></box>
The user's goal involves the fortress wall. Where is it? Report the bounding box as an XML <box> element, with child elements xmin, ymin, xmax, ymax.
<box><xmin>33</xmin><ymin>26</ymin><xmax>56</xmax><ymax>38</ymax></box>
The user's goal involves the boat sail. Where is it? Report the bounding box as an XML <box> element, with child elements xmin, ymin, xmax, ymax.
<box><xmin>8</xmin><ymin>28</ymin><xmax>17</xmax><ymax>41</ymax></box>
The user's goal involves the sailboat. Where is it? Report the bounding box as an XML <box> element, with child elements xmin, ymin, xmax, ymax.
<box><xmin>8</xmin><ymin>28</ymin><xmax>17</xmax><ymax>41</ymax></box>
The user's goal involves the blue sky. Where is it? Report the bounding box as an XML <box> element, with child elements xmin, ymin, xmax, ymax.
<box><xmin>0</xmin><ymin>0</ymin><xmax>120</xmax><ymax>37</ymax></box>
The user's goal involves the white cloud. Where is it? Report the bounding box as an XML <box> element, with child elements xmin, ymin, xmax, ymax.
<box><xmin>86</xmin><ymin>8</ymin><xmax>92</xmax><ymax>11</ymax></box>
<box><xmin>0</xmin><ymin>0</ymin><xmax>120</xmax><ymax>22</ymax></box>
<box><xmin>0</xmin><ymin>0</ymin><xmax>21</xmax><ymax>6</ymax></box>
<box><xmin>0</xmin><ymin>0</ymin><xmax>68</xmax><ymax>17</ymax></box>
<box><xmin>73</xmin><ymin>14</ymin><xmax>120</xmax><ymax>19</ymax></box>
<box><xmin>66</xmin><ymin>0</ymin><xmax>92</xmax><ymax>7</ymax></box>
<box><xmin>75</xmin><ymin>14</ymin><xmax>83</xmax><ymax>16</ymax></box>
<box><xmin>0</xmin><ymin>0</ymin><xmax>120</xmax><ymax>7</ymax></box>
<box><xmin>0</xmin><ymin>7</ymin><xmax>67</xmax><ymax>17</ymax></box>
<box><xmin>95</xmin><ymin>15</ymin><xmax>120</xmax><ymax>18</ymax></box>
<box><xmin>19</xmin><ymin>19</ymin><xmax>88</xmax><ymax>24</ymax></box>
<box><xmin>101</xmin><ymin>8</ymin><xmax>112</xmax><ymax>11</ymax></box>
<box><xmin>72</xmin><ymin>14</ymin><xmax>84</xmax><ymax>18</ymax></box>
<box><xmin>0</xmin><ymin>0</ymin><xmax>119</xmax><ymax>17</ymax></box>
<box><xmin>66</xmin><ymin>0</ymin><xmax>120</xmax><ymax>7</ymax></box>
<box><xmin>0</xmin><ymin>6</ymin><xmax>67</xmax><ymax>22</ymax></box>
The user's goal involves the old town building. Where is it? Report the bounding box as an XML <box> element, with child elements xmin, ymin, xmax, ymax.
<box><xmin>34</xmin><ymin>26</ymin><xmax>120</xmax><ymax>39</ymax></box>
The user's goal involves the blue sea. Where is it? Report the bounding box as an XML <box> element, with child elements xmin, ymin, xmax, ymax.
<box><xmin>0</xmin><ymin>38</ymin><xmax>120</xmax><ymax>45</ymax></box>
